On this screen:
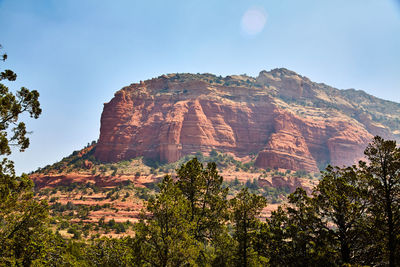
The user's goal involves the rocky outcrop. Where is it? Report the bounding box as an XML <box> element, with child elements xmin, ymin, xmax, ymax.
<box><xmin>94</xmin><ymin>70</ymin><xmax>400</xmax><ymax>172</ymax></box>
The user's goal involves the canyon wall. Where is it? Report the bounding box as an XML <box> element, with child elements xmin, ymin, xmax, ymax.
<box><xmin>94</xmin><ymin>70</ymin><xmax>399</xmax><ymax>172</ymax></box>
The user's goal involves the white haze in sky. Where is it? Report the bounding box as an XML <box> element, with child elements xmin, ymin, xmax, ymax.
<box><xmin>241</xmin><ymin>7</ymin><xmax>267</xmax><ymax>36</ymax></box>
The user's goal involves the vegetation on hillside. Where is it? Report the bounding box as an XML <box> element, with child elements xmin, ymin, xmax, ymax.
<box><xmin>34</xmin><ymin>148</ymin><xmax>311</xmax><ymax>206</ymax></box>
<box><xmin>3</xmin><ymin>134</ymin><xmax>400</xmax><ymax>265</ymax></box>
<box><xmin>34</xmin><ymin>147</ymin><xmax>259</xmax><ymax>176</ymax></box>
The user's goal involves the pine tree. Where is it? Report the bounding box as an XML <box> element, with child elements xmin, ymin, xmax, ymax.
<box><xmin>176</xmin><ymin>158</ymin><xmax>231</xmax><ymax>264</ymax></box>
<box><xmin>230</xmin><ymin>187</ymin><xmax>267</xmax><ymax>266</ymax></box>
<box><xmin>363</xmin><ymin>136</ymin><xmax>400</xmax><ymax>267</ymax></box>
<box><xmin>133</xmin><ymin>175</ymin><xmax>200</xmax><ymax>266</ymax></box>
<box><xmin>177</xmin><ymin>159</ymin><xmax>229</xmax><ymax>240</ymax></box>
<box><xmin>315</xmin><ymin>165</ymin><xmax>369</xmax><ymax>264</ymax></box>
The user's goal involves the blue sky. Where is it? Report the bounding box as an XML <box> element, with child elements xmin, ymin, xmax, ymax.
<box><xmin>0</xmin><ymin>0</ymin><xmax>399</xmax><ymax>174</ymax></box>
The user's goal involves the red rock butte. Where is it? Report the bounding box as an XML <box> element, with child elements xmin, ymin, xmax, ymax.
<box><xmin>94</xmin><ymin>69</ymin><xmax>400</xmax><ymax>172</ymax></box>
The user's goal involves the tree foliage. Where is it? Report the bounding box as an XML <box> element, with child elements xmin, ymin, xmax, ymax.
<box><xmin>0</xmin><ymin>45</ymin><xmax>41</xmax><ymax>156</ymax></box>
<box><xmin>176</xmin><ymin>159</ymin><xmax>229</xmax><ymax>243</ymax></box>
<box><xmin>230</xmin><ymin>187</ymin><xmax>267</xmax><ymax>266</ymax></box>
<box><xmin>0</xmin><ymin>45</ymin><xmax>48</xmax><ymax>265</ymax></box>
<box><xmin>363</xmin><ymin>136</ymin><xmax>400</xmax><ymax>266</ymax></box>
<box><xmin>133</xmin><ymin>175</ymin><xmax>201</xmax><ymax>266</ymax></box>
<box><xmin>314</xmin><ymin>165</ymin><xmax>370</xmax><ymax>265</ymax></box>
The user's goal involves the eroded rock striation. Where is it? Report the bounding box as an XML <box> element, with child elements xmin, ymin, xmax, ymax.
<box><xmin>94</xmin><ymin>69</ymin><xmax>400</xmax><ymax>172</ymax></box>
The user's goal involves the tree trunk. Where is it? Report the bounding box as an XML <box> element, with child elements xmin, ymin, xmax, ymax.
<box><xmin>386</xmin><ymin>194</ymin><xmax>395</xmax><ymax>267</ymax></box>
<box><xmin>340</xmin><ymin>239</ymin><xmax>350</xmax><ymax>264</ymax></box>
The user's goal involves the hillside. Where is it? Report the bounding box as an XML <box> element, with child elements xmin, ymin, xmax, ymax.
<box><xmin>31</xmin><ymin>146</ymin><xmax>318</xmax><ymax>239</ymax></box>
<box><xmin>29</xmin><ymin>68</ymin><xmax>400</xmax><ymax>239</ymax></box>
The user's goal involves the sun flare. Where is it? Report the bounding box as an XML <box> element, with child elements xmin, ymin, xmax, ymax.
<box><xmin>240</xmin><ymin>7</ymin><xmax>267</xmax><ymax>36</ymax></box>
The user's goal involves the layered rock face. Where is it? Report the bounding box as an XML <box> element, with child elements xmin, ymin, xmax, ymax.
<box><xmin>94</xmin><ymin>70</ymin><xmax>400</xmax><ymax>172</ymax></box>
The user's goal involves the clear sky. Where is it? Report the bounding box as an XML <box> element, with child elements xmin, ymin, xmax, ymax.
<box><xmin>0</xmin><ymin>0</ymin><xmax>399</xmax><ymax>174</ymax></box>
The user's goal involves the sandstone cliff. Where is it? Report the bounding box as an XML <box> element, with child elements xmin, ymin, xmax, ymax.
<box><xmin>94</xmin><ymin>69</ymin><xmax>400</xmax><ymax>172</ymax></box>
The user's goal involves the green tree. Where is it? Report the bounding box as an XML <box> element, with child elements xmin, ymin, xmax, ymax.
<box><xmin>264</xmin><ymin>188</ymin><xmax>334</xmax><ymax>266</ymax></box>
<box><xmin>77</xmin><ymin>205</ymin><xmax>90</xmax><ymax>220</ymax></box>
<box><xmin>176</xmin><ymin>158</ymin><xmax>230</xmax><ymax>262</ymax></box>
<box><xmin>0</xmin><ymin>45</ymin><xmax>41</xmax><ymax>155</ymax></box>
<box><xmin>315</xmin><ymin>165</ymin><xmax>369</xmax><ymax>265</ymax></box>
<box><xmin>176</xmin><ymin>158</ymin><xmax>204</xmax><ymax>222</ymax></box>
<box><xmin>132</xmin><ymin>159</ymin><xmax>233</xmax><ymax>265</ymax></box>
<box><xmin>0</xmin><ymin>45</ymin><xmax>49</xmax><ymax>265</ymax></box>
<box><xmin>85</xmin><ymin>237</ymin><xmax>134</xmax><ymax>266</ymax></box>
<box><xmin>363</xmin><ymin>136</ymin><xmax>400</xmax><ymax>267</ymax></box>
<box><xmin>230</xmin><ymin>187</ymin><xmax>267</xmax><ymax>267</ymax></box>
<box><xmin>255</xmin><ymin>206</ymin><xmax>290</xmax><ymax>266</ymax></box>
<box><xmin>133</xmin><ymin>175</ymin><xmax>200</xmax><ymax>266</ymax></box>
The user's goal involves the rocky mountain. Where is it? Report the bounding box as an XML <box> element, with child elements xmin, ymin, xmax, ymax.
<box><xmin>29</xmin><ymin>68</ymin><xmax>400</xmax><ymax>229</ymax></box>
<box><xmin>93</xmin><ymin>68</ymin><xmax>400</xmax><ymax>172</ymax></box>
